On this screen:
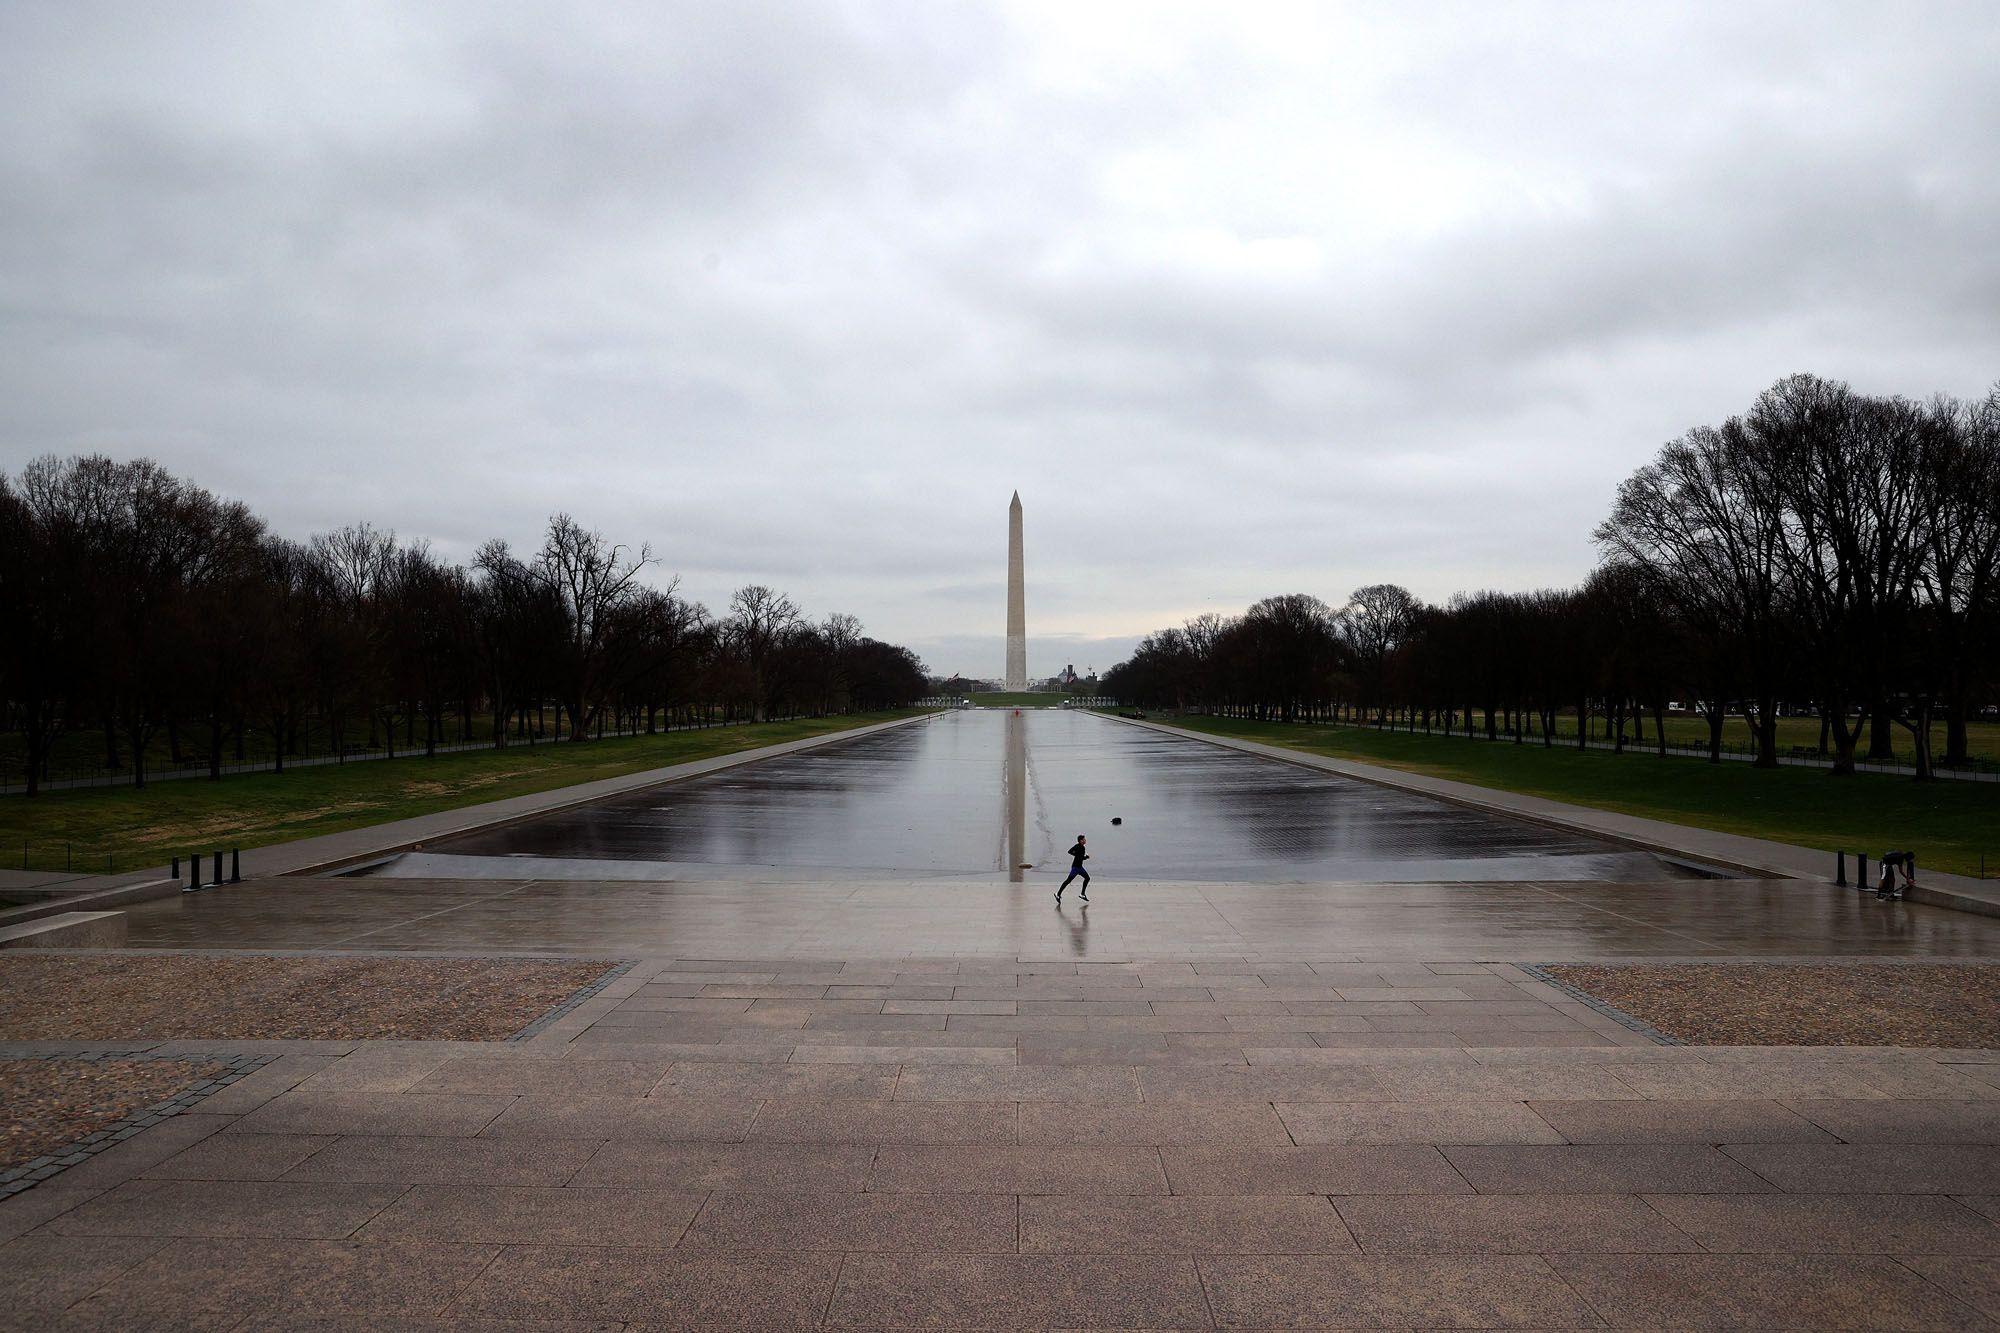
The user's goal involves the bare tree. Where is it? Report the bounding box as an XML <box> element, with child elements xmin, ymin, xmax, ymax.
<box><xmin>309</xmin><ymin>522</ymin><xmax>396</xmax><ymax>756</ymax></box>
<box><xmin>1936</xmin><ymin>387</ymin><xmax>2000</xmax><ymax>764</ymax></box>
<box><xmin>246</xmin><ymin>539</ymin><xmax>312</xmax><ymax>774</ymax></box>
<box><xmin>1751</xmin><ymin>378</ymin><xmax>1929</xmax><ymax>774</ymax></box>
<box><xmin>0</xmin><ymin>466</ymin><xmax>90</xmax><ymax>794</ymax></box>
<box><xmin>725</xmin><ymin>584</ymin><xmax>803</xmax><ymax>721</ymax></box>
<box><xmin>1896</xmin><ymin>390</ymin><xmax>2000</xmax><ymax>778</ymax></box>
<box><xmin>1238</xmin><ymin>594</ymin><xmax>1341</xmax><ymax>723</ymax></box>
<box><xmin>1338</xmin><ymin>584</ymin><xmax>1421</xmax><ymax>726</ymax></box>
<box><xmin>1599</xmin><ymin>418</ymin><xmax>1792</xmax><ymax>765</ymax></box>
<box><xmin>529</xmin><ymin>514</ymin><xmax>654</xmax><ymax>742</ymax></box>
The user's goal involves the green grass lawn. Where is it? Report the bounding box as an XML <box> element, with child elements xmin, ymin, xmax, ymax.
<box><xmin>1164</xmin><ymin>715</ymin><xmax>2000</xmax><ymax>879</ymax></box>
<box><xmin>0</xmin><ymin>710</ymin><xmax>928</xmax><ymax>875</ymax></box>
<box><xmin>965</xmin><ymin>692</ymin><xmax>1083</xmax><ymax>708</ymax></box>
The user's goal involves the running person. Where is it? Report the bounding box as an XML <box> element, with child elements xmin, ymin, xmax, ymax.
<box><xmin>1055</xmin><ymin>834</ymin><xmax>1089</xmax><ymax>903</ymax></box>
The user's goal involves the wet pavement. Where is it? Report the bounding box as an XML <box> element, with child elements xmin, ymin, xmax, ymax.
<box><xmin>359</xmin><ymin>710</ymin><xmax>1706</xmax><ymax>884</ymax></box>
<box><xmin>120</xmin><ymin>872</ymin><xmax>2000</xmax><ymax>957</ymax></box>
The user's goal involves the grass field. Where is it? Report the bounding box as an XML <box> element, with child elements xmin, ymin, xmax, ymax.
<box><xmin>965</xmin><ymin>691</ymin><xmax>1084</xmax><ymax>708</ymax></box>
<box><xmin>0</xmin><ymin>710</ymin><xmax>928</xmax><ymax>875</ymax></box>
<box><xmin>1165</xmin><ymin>715</ymin><xmax>2000</xmax><ymax>879</ymax></box>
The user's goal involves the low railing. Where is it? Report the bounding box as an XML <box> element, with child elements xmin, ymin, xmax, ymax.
<box><xmin>1184</xmin><ymin>713</ymin><xmax>2000</xmax><ymax>783</ymax></box>
<box><xmin>8</xmin><ymin>842</ymin><xmax>120</xmax><ymax>877</ymax></box>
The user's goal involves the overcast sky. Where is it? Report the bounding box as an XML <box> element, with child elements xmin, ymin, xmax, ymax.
<box><xmin>3</xmin><ymin>3</ymin><xmax>1996</xmax><ymax>678</ymax></box>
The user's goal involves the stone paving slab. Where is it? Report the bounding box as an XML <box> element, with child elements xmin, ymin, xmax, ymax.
<box><xmin>826</xmin><ymin>1253</ymin><xmax>1208</xmax><ymax>1329</ymax></box>
<box><xmin>569</xmin><ymin>1142</ymin><xmax>874</xmax><ymax>1193</ymax></box>
<box><xmin>452</xmin><ymin>1247</ymin><xmax>843</xmax><ymax>1326</ymax></box>
<box><xmin>480</xmin><ymin>1095</ymin><xmax>749</xmax><ymax>1142</ymax></box>
<box><xmin>1904</xmin><ymin>1255</ymin><xmax>2000</xmax><ymax>1324</ymax></box>
<box><xmin>1722</xmin><ymin>1142</ymin><xmax>2000</xmax><ymax>1194</ymax></box>
<box><xmin>1018</xmin><ymin>1194</ymin><xmax>1356</xmax><ymax>1254</ymax></box>
<box><xmin>279</xmin><ymin>1135</ymin><xmax>600</xmax><ymax>1187</ymax></box>
<box><xmin>1788</xmin><ymin>1097</ymin><xmax>2000</xmax><ymax>1143</ymax></box>
<box><xmin>45</xmin><ymin>1177</ymin><xmax>404</xmax><ymax>1239</ymax></box>
<box><xmin>57</xmin><ymin>1237</ymin><xmax>503</xmax><ymax>1329</ymax></box>
<box><xmin>1440</xmin><ymin>1144</ymin><xmax>1782</xmax><ymax>1194</ymax></box>
<box><xmin>1526</xmin><ymin>1096</ymin><xmax>1838</xmax><ymax>1144</ymax></box>
<box><xmin>1276</xmin><ymin>1098</ymin><xmax>1568</xmax><ymax>1145</ymax></box>
<box><xmin>408</xmin><ymin>1056</ymin><xmax>671</xmax><ymax>1097</ymax></box>
<box><xmin>1549</xmin><ymin>1252</ymin><xmax>1994</xmax><ymax>1329</ymax></box>
<box><xmin>1642</xmin><ymin>1192</ymin><xmax>2000</xmax><ymax>1254</ymax></box>
<box><xmin>1161</xmin><ymin>1145</ymin><xmax>1472</xmax><ymax>1196</ymax></box>
<box><xmin>362</xmin><ymin>1184</ymin><xmax>705</xmax><ymax>1247</ymax></box>
<box><xmin>679</xmin><ymin>1190</ymin><xmax>1017</xmax><ymax>1253</ymax></box>
<box><xmin>1015</xmin><ymin>1099</ymin><xmax>1292</xmax><ymax>1146</ymax></box>
<box><xmin>231</xmin><ymin>1091</ymin><xmax>515</xmax><ymax>1138</ymax></box>
<box><xmin>0</xmin><ymin>1232</ymin><xmax>172</xmax><ymax>1332</ymax></box>
<box><xmin>746</xmin><ymin>1098</ymin><xmax>1019</xmax><ymax>1145</ymax></box>
<box><xmin>1197</xmin><ymin>1252</ymin><xmax>1603</xmax><ymax>1327</ymax></box>
<box><xmin>868</xmin><ymin>1144</ymin><xmax>1169</xmax><ymax>1195</ymax></box>
<box><xmin>1334</xmin><ymin>1192</ymin><xmax>1693</xmax><ymax>1254</ymax></box>
<box><xmin>149</xmin><ymin>1131</ymin><xmax>336</xmax><ymax>1181</ymax></box>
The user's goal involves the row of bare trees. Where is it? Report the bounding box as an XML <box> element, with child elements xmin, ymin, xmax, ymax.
<box><xmin>1103</xmin><ymin>375</ymin><xmax>2000</xmax><ymax>780</ymax></box>
<box><xmin>0</xmin><ymin>456</ymin><xmax>929</xmax><ymax>794</ymax></box>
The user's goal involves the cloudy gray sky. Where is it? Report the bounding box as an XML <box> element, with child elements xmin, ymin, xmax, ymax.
<box><xmin>3</xmin><ymin>2</ymin><xmax>1996</xmax><ymax>678</ymax></box>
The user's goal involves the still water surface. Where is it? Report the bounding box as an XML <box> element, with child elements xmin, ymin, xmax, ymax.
<box><xmin>359</xmin><ymin>711</ymin><xmax>1704</xmax><ymax>883</ymax></box>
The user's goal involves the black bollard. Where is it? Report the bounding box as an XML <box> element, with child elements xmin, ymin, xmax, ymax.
<box><xmin>172</xmin><ymin>855</ymin><xmax>180</xmax><ymax>880</ymax></box>
<box><xmin>189</xmin><ymin>853</ymin><xmax>201</xmax><ymax>892</ymax></box>
<box><xmin>1858</xmin><ymin>852</ymin><xmax>1869</xmax><ymax>892</ymax></box>
<box><xmin>230</xmin><ymin>848</ymin><xmax>241</xmax><ymax>883</ymax></box>
<box><xmin>212</xmin><ymin>852</ymin><xmax>223</xmax><ymax>887</ymax></box>
<box><xmin>1836</xmin><ymin>851</ymin><xmax>1846</xmax><ymax>887</ymax></box>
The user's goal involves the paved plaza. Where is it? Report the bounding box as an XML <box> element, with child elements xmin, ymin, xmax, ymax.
<box><xmin>2</xmin><ymin>714</ymin><xmax>1997</xmax><ymax>1327</ymax></box>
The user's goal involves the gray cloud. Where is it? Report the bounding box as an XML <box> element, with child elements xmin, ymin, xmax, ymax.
<box><xmin>3</xmin><ymin>1</ymin><xmax>1996</xmax><ymax>678</ymax></box>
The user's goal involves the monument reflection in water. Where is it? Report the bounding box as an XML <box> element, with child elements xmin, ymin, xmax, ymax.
<box><xmin>1003</xmin><ymin>709</ymin><xmax>1028</xmax><ymax>881</ymax></box>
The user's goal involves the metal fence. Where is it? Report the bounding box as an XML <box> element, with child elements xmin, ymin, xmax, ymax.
<box><xmin>1240</xmin><ymin>716</ymin><xmax>2000</xmax><ymax>783</ymax></box>
<box><xmin>1469</xmin><ymin>727</ymin><xmax>1993</xmax><ymax>781</ymax></box>
<box><xmin>8</xmin><ymin>841</ymin><xmax>120</xmax><ymax>876</ymax></box>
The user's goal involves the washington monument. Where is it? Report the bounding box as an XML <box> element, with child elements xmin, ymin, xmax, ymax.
<box><xmin>1005</xmin><ymin>491</ymin><xmax>1027</xmax><ymax>690</ymax></box>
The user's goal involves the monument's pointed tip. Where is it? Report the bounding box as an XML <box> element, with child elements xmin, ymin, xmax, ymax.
<box><xmin>1010</xmin><ymin>489</ymin><xmax>1020</xmax><ymax>504</ymax></box>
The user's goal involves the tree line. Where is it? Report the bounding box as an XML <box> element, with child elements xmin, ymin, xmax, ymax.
<box><xmin>0</xmin><ymin>455</ymin><xmax>929</xmax><ymax>794</ymax></box>
<box><xmin>1103</xmin><ymin>374</ymin><xmax>2000</xmax><ymax>780</ymax></box>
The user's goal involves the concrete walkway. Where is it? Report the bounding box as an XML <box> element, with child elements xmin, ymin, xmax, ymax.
<box><xmin>3</xmin><ymin>952</ymin><xmax>1997</xmax><ymax>1328</ymax></box>
<box><xmin>1118</xmin><ymin>714</ymin><xmax>2000</xmax><ymax>918</ymax></box>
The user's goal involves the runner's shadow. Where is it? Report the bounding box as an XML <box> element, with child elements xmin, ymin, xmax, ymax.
<box><xmin>1057</xmin><ymin>901</ymin><xmax>1088</xmax><ymax>956</ymax></box>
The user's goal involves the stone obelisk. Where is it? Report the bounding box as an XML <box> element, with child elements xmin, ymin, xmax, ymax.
<box><xmin>1005</xmin><ymin>491</ymin><xmax>1027</xmax><ymax>690</ymax></box>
